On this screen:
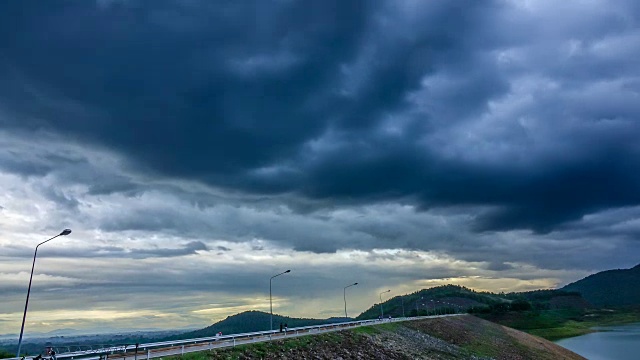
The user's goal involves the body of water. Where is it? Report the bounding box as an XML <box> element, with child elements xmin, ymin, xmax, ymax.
<box><xmin>555</xmin><ymin>323</ymin><xmax>640</xmax><ymax>360</ymax></box>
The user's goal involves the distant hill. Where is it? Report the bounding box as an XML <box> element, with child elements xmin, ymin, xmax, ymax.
<box><xmin>356</xmin><ymin>284</ymin><xmax>590</xmax><ymax>320</ymax></box>
<box><xmin>505</xmin><ymin>289</ymin><xmax>590</xmax><ymax>310</ymax></box>
<box><xmin>176</xmin><ymin>311</ymin><xmax>350</xmax><ymax>339</ymax></box>
<box><xmin>357</xmin><ymin>285</ymin><xmax>496</xmax><ymax>319</ymax></box>
<box><xmin>562</xmin><ymin>263</ymin><xmax>640</xmax><ymax>307</ymax></box>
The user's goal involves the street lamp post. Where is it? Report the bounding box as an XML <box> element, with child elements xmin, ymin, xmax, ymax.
<box><xmin>401</xmin><ymin>296</ymin><xmax>405</xmax><ymax>318</ymax></box>
<box><xmin>343</xmin><ymin>282</ymin><xmax>358</xmax><ymax>318</ymax></box>
<box><xmin>270</xmin><ymin>270</ymin><xmax>291</xmax><ymax>332</ymax></box>
<box><xmin>16</xmin><ymin>229</ymin><xmax>72</xmax><ymax>357</ymax></box>
<box><xmin>379</xmin><ymin>289</ymin><xmax>390</xmax><ymax>318</ymax></box>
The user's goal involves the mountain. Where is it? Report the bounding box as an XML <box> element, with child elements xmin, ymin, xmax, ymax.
<box><xmin>356</xmin><ymin>285</ymin><xmax>502</xmax><ymax>320</ymax></box>
<box><xmin>562</xmin><ymin>263</ymin><xmax>640</xmax><ymax>307</ymax></box>
<box><xmin>176</xmin><ymin>311</ymin><xmax>350</xmax><ymax>339</ymax></box>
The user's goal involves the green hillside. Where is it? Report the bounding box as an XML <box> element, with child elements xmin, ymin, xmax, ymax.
<box><xmin>356</xmin><ymin>284</ymin><xmax>586</xmax><ymax>320</ymax></box>
<box><xmin>356</xmin><ymin>285</ymin><xmax>500</xmax><ymax>319</ymax></box>
<box><xmin>176</xmin><ymin>311</ymin><xmax>349</xmax><ymax>339</ymax></box>
<box><xmin>503</xmin><ymin>289</ymin><xmax>590</xmax><ymax>310</ymax></box>
<box><xmin>562</xmin><ymin>263</ymin><xmax>640</xmax><ymax>307</ymax></box>
<box><xmin>0</xmin><ymin>349</ymin><xmax>12</xmax><ymax>359</ymax></box>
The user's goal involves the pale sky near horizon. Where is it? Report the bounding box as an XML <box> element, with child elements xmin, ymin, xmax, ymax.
<box><xmin>1</xmin><ymin>0</ymin><xmax>640</xmax><ymax>336</ymax></box>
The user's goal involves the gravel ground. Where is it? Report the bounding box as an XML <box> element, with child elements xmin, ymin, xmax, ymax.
<box><xmin>206</xmin><ymin>331</ymin><xmax>411</xmax><ymax>359</ymax></box>
<box><xmin>367</xmin><ymin>324</ymin><xmax>492</xmax><ymax>359</ymax></box>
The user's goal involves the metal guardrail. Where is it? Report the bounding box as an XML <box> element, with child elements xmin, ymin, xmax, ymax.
<box><xmin>5</xmin><ymin>314</ymin><xmax>461</xmax><ymax>360</ymax></box>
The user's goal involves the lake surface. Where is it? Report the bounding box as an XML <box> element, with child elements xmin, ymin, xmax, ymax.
<box><xmin>555</xmin><ymin>323</ymin><xmax>640</xmax><ymax>360</ymax></box>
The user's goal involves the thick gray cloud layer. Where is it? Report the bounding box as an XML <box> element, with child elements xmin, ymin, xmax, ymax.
<box><xmin>0</xmin><ymin>0</ymin><xmax>639</xmax><ymax>335</ymax></box>
<box><xmin>1</xmin><ymin>0</ymin><xmax>638</xmax><ymax>233</ymax></box>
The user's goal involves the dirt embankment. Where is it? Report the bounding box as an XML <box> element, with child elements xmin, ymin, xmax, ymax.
<box><xmin>178</xmin><ymin>315</ymin><xmax>585</xmax><ymax>359</ymax></box>
<box><xmin>402</xmin><ymin>315</ymin><xmax>585</xmax><ymax>360</ymax></box>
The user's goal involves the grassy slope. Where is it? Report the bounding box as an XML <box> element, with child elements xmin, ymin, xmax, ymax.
<box><xmin>164</xmin><ymin>315</ymin><xmax>584</xmax><ymax>360</ymax></box>
<box><xmin>404</xmin><ymin>316</ymin><xmax>583</xmax><ymax>360</ymax></box>
<box><xmin>479</xmin><ymin>307</ymin><xmax>640</xmax><ymax>340</ymax></box>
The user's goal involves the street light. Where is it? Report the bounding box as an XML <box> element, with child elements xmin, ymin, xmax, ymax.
<box><xmin>379</xmin><ymin>289</ymin><xmax>390</xmax><ymax>318</ymax></box>
<box><xmin>401</xmin><ymin>296</ymin><xmax>405</xmax><ymax>318</ymax></box>
<box><xmin>433</xmin><ymin>300</ymin><xmax>441</xmax><ymax>315</ymax></box>
<box><xmin>269</xmin><ymin>270</ymin><xmax>291</xmax><ymax>332</ymax></box>
<box><xmin>16</xmin><ymin>229</ymin><xmax>72</xmax><ymax>357</ymax></box>
<box><xmin>343</xmin><ymin>282</ymin><xmax>358</xmax><ymax>318</ymax></box>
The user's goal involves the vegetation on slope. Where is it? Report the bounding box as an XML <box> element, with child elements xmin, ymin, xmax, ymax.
<box><xmin>478</xmin><ymin>306</ymin><xmax>640</xmax><ymax>340</ymax></box>
<box><xmin>562</xmin><ymin>263</ymin><xmax>640</xmax><ymax>307</ymax></box>
<box><xmin>357</xmin><ymin>285</ymin><xmax>501</xmax><ymax>319</ymax></box>
<box><xmin>175</xmin><ymin>311</ymin><xmax>348</xmax><ymax>339</ymax></box>
<box><xmin>0</xmin><ymin>349</ymin><xmax>12</xmax><ymax>359</ymax></box>
<box><xmin>357</xmin><ymin>284</ymin><xmax>588</xmax><ymax>321</ymax></box>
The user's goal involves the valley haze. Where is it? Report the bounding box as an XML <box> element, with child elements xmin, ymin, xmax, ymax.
<box><xmin>1</xmin><ymin>0</ymin><xmax>640</xmax><ymax>338</ymax></box>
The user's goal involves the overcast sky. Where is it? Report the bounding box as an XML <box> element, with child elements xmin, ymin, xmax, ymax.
<box><xmin>1</xmin><ymin>0</ymin><xmax>639</xmax><ymax>336</ymax></box>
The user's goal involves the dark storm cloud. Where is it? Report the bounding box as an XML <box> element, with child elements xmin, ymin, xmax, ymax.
<box><xmin>0</xmin><ymin>156</ymin><xmax>52</xmax><ymax>177</ymax></box>
<box><xmin>1</xmin><ymin>0</ymin><xmax>639</xmax><ymax>235</ymax></box>
<box><xmin>130</xmin><ymin>240</ymin><xmax>208</xmax><ymax>258</ymax></box>
<box><xmin>0</xmin><ymin>0</ymin><xmax>372</xmax><ymax>179</ymax></box>
<box><xmin>2</xmin><ymin>240</ymin><xmax>208</xmax><ymax>260</ymax></box>
<box><xmin>486</xmin><ymin>262</ymin><xmax>514</xmax><ymax>272</ymax></box>
<box><xmin>39</xmin><ymin>185</ymin><xmax>81</xmax><ymax>211</ymax></box>
<box><xmin>86</xmin><ymin>177</ymin><xmax>141</xmax><ymax>196</ymax></box>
